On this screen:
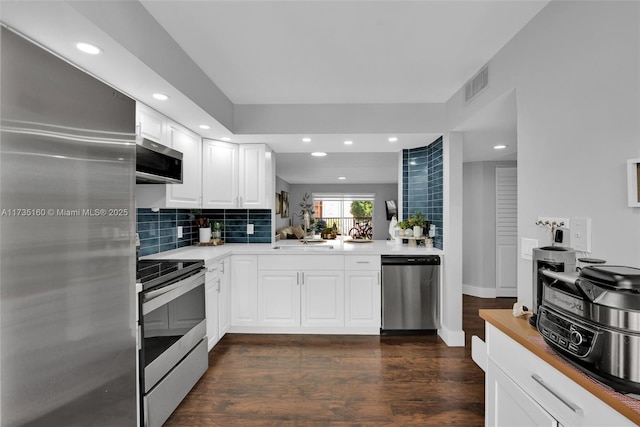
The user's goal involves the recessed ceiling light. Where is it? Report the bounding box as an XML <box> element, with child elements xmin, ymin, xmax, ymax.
<box><xmin>152</xmin><ymin>93</ymin><xmax>169</xmax><ymax>101</ymax></box>
<box><xmin>311</xmin><ymin>152</ymin><xmax>327</xmax><ymax>157</ymax></box>
<box><xmin>302</xmin><ymin>137</ymin><xmax>311</xmax><ymax>143</ymax></box>
<box><xmin>222</xmin><ymin>137</ymin><xmax>231</xmax><ymax>142</ymax></box>
<box><xmin>199</xmin><ymin>125</ymin><xmax>210</xmax><ymax>130</ymax></box>
<box><xmin>338</xmin><ymin>176</ymin><xmax>346</xmax><ymax>180</ymax></box>
<box><xmin>493</xmin><ymin>145</ymin><xmax>507</xmax><ymax>150</ymax></box>
<box><xmin>76</xmin><ymin>42</ymin><xmax>101</xmax><ymax>55</ymax></box>
<box><xmin>344</xmin><ymin>140</ymin><xmax>353</xmax><ymax>145</ymax></box>
<box><xmin>388</xmin><ymin>137</ymin><xmax>398</xmax><ymax>142</ymax></box>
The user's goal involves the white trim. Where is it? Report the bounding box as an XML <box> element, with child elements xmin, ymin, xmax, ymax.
<box><xmin>463</xmin><ymin>284</ymin><xmax>497</xmax><ymax>299</ymax></box>
<box><xmin>437</xmin><ymin>324</ymin><xmax>465</xmax><ymax>347</ymax></box>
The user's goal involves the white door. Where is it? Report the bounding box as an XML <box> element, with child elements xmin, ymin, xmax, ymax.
<box><xmin>301</xmin><ymin>270</ymin><xmax>344</xmax><ymax>327</ymax></box>
<box><xmin>239</xmin><ymin>144</ymin><xmax>266</xmax><ymax>208</ymax></box>
<box><xmin>345</xmin><ymin>271</ymin><xmax>381</xmax><ymax>327</ymax></box>
<box><xmin>205</xmin><ymin>275</ymin><xmax>220</xmax><ymax>351</ymax></box>
<box><xmin>258</xmin><ymin>270</ymin><xmax>300</xmax><ymax>327</ymax></box>
<box><xmin>218</xmin><ymin>257</ymin><xmax>231</xmax><ymax>337</ymax></box>
<box><xmin>231</xmin><ymin>255</ymin><xmax>258</xmax><ymax>326</ymax></box>
<box><xmin>487</xmin><ymin>360</ymin><xmax>558</xmax><ymax>427</ymax></box>
<box><xmin>496</xmin><ymin>167</ymin><xmax>517</xmax><ymax>297</ymax></box>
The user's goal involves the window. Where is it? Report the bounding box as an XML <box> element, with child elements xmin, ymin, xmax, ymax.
<box><xmin>312</xmin><ymin>193</ymin><xmax>374</xmax><ymax>237</ymax></box>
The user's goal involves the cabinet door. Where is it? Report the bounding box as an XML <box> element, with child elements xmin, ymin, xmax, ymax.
<box><xmin>487</xmin><ymin>360</ymin><xmax>558</xmax><ymax>427</ymax></box>
<box><xmin>239</xmin><ymin>144</ymin><xmax>266</xmax><ymax>208</ymax></box>
<box><xmin>301</xmin><ymin>270</ymin><xmax>344</xmax><ymax>327</ymax></box>
<box><xmin>231</xmin><ymin>255</ymin><xmax>258</xmax><ymax>326</ymax></box>
<box><xmin>202</xmin><ymin>140</ymin><xmax>239</xmax><ymax>209</ymax></box>
<box><xmin>136</xmin><ymin>103</ymin><xmax>165</xmax><ymax>143</ymax></box>
<box><xmin>258</xmin><ymin>270</ymin><xmax>300</xmax><ymax>327</ymax></box>
<box><xmin>218</xmin><ymin>257</ymin><xmax>231</xmax><ymax>337</ymax></box>
<box><xmin>205</xmin><ymin>273</ymin><xmax>220</xmax><ymax>351</ymax></box>
<box><xmin>345</xmin><ymin>271</ymin><xmax>381</xmax><ymax>328</ymax></box>
<box><xmin>166</xmin><ymin>123</ymin><xmax>202</xmax><ymax>208</ymax></box>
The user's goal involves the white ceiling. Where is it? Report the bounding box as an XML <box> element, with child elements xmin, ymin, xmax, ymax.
<box><xmin>0</xmin><ymin>1</ymin><xmax>546</xmax><ymax>183</ymax></box>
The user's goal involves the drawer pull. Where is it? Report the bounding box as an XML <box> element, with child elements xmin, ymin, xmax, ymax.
<box><xmin>531</xmin><ymin>374</ymin><xmax>583</xmax><ymax>415</ymax></box>
<box><xmin>356</xmin><ymin>261</ymin><xmax>370</xmax><ymax>264</ymax></box>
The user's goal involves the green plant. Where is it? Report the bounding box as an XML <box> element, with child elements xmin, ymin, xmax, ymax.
<box><xmin>212</xmin><ymin>221</ymin><xmax>223</xmax><ymax>231</ymax></box>
<box><xmin>397</xmin><ymin>221</ymin><xmax>407</xmax><ymax>230</ymax></box>
<box><xmin>350</xmin><ymin>200</ymin><xmax>372</xmax><ymax>222</ymax></box>
<box><xmin>407</xmin><ymin>211</ymin><xmax>427</xmax><ymax>228</ymax></box>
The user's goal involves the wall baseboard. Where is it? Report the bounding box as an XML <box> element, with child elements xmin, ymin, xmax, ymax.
<box><xmin>463</xmin><ymin>284</ymin><xmax>497</xmax><ymax>299</ymax></box>
<box><xmin>438</xmin><ymin>325</ymin><xmax>465</xmax><ymax>347</ymax></box>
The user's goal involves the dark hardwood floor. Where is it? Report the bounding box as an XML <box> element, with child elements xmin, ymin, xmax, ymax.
<box><xmin>164</xmin><ymin>295</ymin><xmax>515</xmax><ymax>426</ymax></box>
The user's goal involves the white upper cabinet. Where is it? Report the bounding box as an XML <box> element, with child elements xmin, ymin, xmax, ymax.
<box><xmin>136</xmin><ymin>103</ymin><xmax>165</xmax><ymax>143</ymax></box>
<box><xmin>165</xmin><ymin>123</ymin><xmax>202</xmax><ymax>208</ymax></box>
<box><xmin>135</xmin><ymin>102</ymin><xmax>203</xmax><ymax>209</ymax></box>
<box><xmin>202</xmin><ymin>139</ymin><xmax>272</xmax><ymax>210</ymax></box>
<box><xmin>202</xmin><ymin>140</ymin><xmax>239</xmax><ymax>209</ymax></box>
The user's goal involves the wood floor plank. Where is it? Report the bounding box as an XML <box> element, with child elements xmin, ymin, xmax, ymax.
<box><xmin>164</xmin><ymin>295</ymin><xmax>515</xmax><ymax>426</ymax></box>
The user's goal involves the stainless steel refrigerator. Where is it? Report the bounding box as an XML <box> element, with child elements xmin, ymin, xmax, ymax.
<box><xmin>0</xmin><ymin>27</ymin><xmax>137</xmax><ymax>426</ymax></box>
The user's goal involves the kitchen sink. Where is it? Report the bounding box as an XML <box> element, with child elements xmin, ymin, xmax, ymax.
<box><xmin>273</xmin><ymin>245</ymin><xmax>334</xmax><ymax>250</ymax></box>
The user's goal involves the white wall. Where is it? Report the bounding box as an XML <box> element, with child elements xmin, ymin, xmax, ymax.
<box><xmin>463</xmin><ymin>161</ymin><xmax>517</xmax><ymax>297</ymax></box>
<box><xmin>287</xmin><ymin>183</ymin><xmax>398</xmax><ymax>241</ymax></box>
<box><xmin>447</xmin><ymin>1</ymin><xmax>640</xmax><ymax>308</ymax></box>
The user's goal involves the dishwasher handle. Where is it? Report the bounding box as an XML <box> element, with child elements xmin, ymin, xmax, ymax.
<box><xmin>381</xmin><ymin>255</ymin><xmax>440</xmax><ymax>266</ymax></box>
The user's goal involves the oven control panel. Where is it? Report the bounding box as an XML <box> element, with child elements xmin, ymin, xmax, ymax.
<box><xmin>537</xmin><ymin>306</ymin><xmax>597</xmax><ymax>358</ymax></box>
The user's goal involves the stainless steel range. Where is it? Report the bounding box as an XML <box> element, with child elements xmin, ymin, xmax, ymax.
<box><xmin>537</xmin><ymin>265</ymin><xmax>640</xmax><ymax>394</ymax></box>
<box><xmin>137</xmin><ymin>259</ymin><xmax>207</xmax><ymax>427</ymax></box>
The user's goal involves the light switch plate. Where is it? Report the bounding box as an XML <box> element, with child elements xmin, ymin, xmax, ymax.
<box><xmin>247</xmin><ymin>224</ymin><xmax>254</xmax><ymax>235</ymax></box>
<box><xmin>571</xmin><ymin>217</ymin><xmax>591</xmax><ymax>253</ymax></box>
<box><xmin>177</xmin><ymin>226</ymin><xmax>183</xmax><ymax>238</ymax></box>
<box><xmin>521</xmin><ymin>238</ymin><xmax>538</xmax><ymax>260</ymax></box>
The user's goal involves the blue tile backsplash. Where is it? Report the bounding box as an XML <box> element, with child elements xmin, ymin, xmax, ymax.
<box><xmin>137</xmin><ymin>208</ymin><xmax>272</xmax><ymax>256</ymax></box>
<box><xmin>403</xmin><ymin>137</ymin><xmax>443</xmax><ymax>249</ymax></box>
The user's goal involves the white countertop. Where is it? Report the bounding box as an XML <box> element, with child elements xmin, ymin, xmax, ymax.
<box><xmin>143</xmin><ymin>239</ymin><xmax>443</xmax><ymax>265</ymax></box>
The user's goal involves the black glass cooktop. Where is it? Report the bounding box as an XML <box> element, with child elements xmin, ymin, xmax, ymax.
<box><xmin>137</xmin><ymin>259</ymin><xmax>204</xmax><ymax>291</ymax></box>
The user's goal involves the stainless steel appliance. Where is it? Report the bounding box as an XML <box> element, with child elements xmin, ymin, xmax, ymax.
<box><xmin>537</xmin><ymin>265</ymin><xmax>640</xmax><ymax>394</ymax></box>
<box><xmin>381</xmin><ymin>255</ymin><xmax>440</xmax><ymax>333</ymax></box>
<box><xmin>529</xmin><ymin>246</ymin><xmax>576</xmax><ymax>327</ymax></box>
<box><xmin>138</xmin><ymin>259</ymin><xmax>207</xmax><ymax>427</ymax></box>
<box><xmin>0</xmin><ymin>27</ymin><xmax>137</xmax><ymax>425</ymax></box>
<box><xmin>136</xmin><ymin>137</ymin><xmax>183</xmax><ymax>184</ymax></box>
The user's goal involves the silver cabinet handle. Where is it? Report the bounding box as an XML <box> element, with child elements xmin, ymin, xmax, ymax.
<box><xmin>301</xmin><ymin>272</ymin><xmax>304</xmax><ymax>285</ymax></box>
<box><xmin>297</xmin><ymin>272</ymin><xmax>300</xmax><ymax>286</ymax></box>
<box><xmin>356</xmin><ymin>261</ymin><xmax>369</xmax><ymax>264</ymax></box>
<box><xmin>240</xmin><ymin>196</ymin><xmax>244</xmax><ymax>207</ymax></box>
<box><xmin>531</xmin><ymin>374</ymin><xmax>583</xmax><ymax>415</ymax></box>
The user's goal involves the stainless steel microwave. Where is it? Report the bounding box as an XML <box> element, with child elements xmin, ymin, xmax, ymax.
<box><xmin>135</xmin><ymin>137</ymin><xmax>183</xmax><ymax>184</ymax></box>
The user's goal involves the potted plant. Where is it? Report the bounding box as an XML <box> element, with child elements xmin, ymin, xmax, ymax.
<box><xmin>321</xmin><ymin>227</ymin><xmax>336</xmax><ymax>240</ymax></box>
<box><xmin>408</xmin><ymin>211</ymin><xmax>427</xmax><ymax>237</ymax></box>
<box><xmin>212</xmin><ymin>221</ymin><xmax>223</xmax><ymax>240</ymax></box>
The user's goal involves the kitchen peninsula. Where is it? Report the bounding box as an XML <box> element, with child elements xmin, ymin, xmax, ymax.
<box><xmin>144</xmin><ymin>240</ymin><xmax>443</xmax><ymax>340</ymax></box>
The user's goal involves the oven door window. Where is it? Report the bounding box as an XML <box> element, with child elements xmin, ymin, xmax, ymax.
<box><xmin>143</xmin><ymin>284</ymin><xmax>205</xmax><ymax>367</ymax></box>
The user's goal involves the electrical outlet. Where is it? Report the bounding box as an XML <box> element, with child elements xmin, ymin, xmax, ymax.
<box><xmin>247</xmin><ymin>224</ymin><xmax>254</xmax><ymax>235</ymax></box>
<box><xmin>571</xmin><ymin>217</ymin><xmax>591</xmax><ymax>253</ymax></box>
<box><xmin>177</xmin><ymin>226</ymin><xmax>183</xmax><ymax>238</ymax></box>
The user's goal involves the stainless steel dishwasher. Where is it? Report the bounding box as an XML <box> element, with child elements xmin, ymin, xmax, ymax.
<box><xmin>381</xmin><ymin>255</ymin><xmax>440</xmax><ymax>333</ymax></box>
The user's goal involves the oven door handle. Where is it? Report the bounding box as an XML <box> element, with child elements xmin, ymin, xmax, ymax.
<box><xmin>142</xmin><ymin>271</ymin><xmax>205</xmax><ymax>315</ymax></box>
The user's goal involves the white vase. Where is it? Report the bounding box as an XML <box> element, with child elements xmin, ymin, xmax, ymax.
<box><xmin>404</xmin><ymin>228</ymin><xmax>413</xmax><ymax>237</ymax></box>
<box><xmin>199</xmin><ymin>228</ymin><xmax>212</xmax><ymax>243</ymax></box>
<box><xmin>413</xmin><ymin>226</ymin><xmax>422</xmax><ymax>237</ymax></box>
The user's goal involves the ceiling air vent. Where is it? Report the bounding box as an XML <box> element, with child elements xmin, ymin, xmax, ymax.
<box><xmin>464</xmin><ymin>65</ymin><xmax>489</xmax><ymax>103</ymax></box>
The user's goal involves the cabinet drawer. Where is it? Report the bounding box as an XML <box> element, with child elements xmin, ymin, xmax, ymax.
<box><xmin>258</xmin><ymin>254</ymin><xmax>344</xmax><ymax>271</ymax></box>
<box><xmin>344</xmin><ymin>255</ymin><xmax>380</xmax><ymax>271</ymax></box>
<box><xmin>487</xmin><ymin>324</ymin><xmax>633</xmax><ymax>426</ymax></box>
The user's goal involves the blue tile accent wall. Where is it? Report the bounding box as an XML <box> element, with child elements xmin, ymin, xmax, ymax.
<box><xmin>402</xmin><ymin>137</ymin><xmax>444</xmax><ymax>249</ymax></box>
<box><xmin>137</xmin><ymin>208</ymin><xmax>272</xmax><ymax>256</ymax></box>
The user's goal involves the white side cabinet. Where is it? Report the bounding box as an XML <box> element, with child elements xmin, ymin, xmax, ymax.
<box><xmin>202</xmin><ymin>140</ymin><xmax>272</xmax><ymax>209</ymax></box>
<box><xmin>344</xmin><ymin>255</ymin><xmax>381</xmax><ymax>329</ymax></box>
<box><xmin>205</xmin><ymin>264</ymin><xmax>220</xmax><ymax>351</ymax></box>
<box><xmin>483</xmin><ymin>323</ymin><xmax>634</xmax><ymax>427</ymax></box>
<box><xmin>136</xmin><ymin>103</ymin><xmax>165</xmax><ymax>143</ymax></box>
<box><xmin>231</xmin><ymin>255</ymin><xmax>258</xmax><ymax>327</ymax></box>
<box><xmin>218</xmin><ymin>257</ymin><xmax>231</xmax><ymax>337</ymax></box>
<box><xmin>300</xmin><ymin>270</ymin><xmax>344</xmax><ymax>328</ymax></box>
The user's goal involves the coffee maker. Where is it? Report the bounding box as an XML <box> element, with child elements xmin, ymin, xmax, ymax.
<box><xmin>529</xmin><ymin>246</ymin><xmax>576</xmax><ymax>327</ymax></box>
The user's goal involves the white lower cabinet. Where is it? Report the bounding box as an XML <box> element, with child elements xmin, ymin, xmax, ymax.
<box><xmin>484</xmin><ymin>323</ymin><xmax>634</xmax><ymax>427</ymax></box>
<box><xmin>344</xmin><ymin>271</ymin><xmax>380</xmax><ymax>328</ymax></box>
<box><xmin>487</xmin><ymin>360</ymin><xmax>558</xmax><ymax>427</ymax></box>
<box><xmin>231</xmin><ymin>255</ymin><xmax>258</xmax><ymax>327</ymax></box>
<box><xmin>218</xmin><ymin>257</ymin><xmax>231</xmax><ymax>336</ymax></box>
<box><xmin>257</xmin><ymin>269</ymin><xmax>344</xmax><ymax>328</ymax></box>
